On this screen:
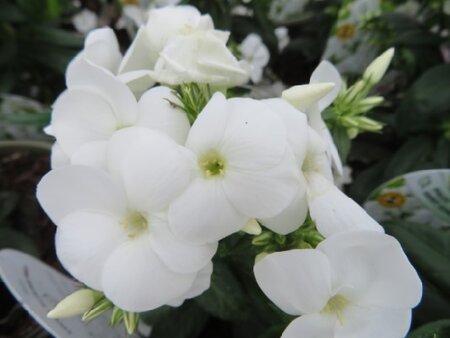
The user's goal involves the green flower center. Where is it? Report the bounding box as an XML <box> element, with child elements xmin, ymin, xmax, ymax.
<box><xmin>199</xmin><ymin>150</ymin><xmax>226</xmax><ymax>178</ymax></box>
<box><xmin>122</xmin><ymin>211</ymin><xmax>148</xmax><ymax>238</ymax></box>
<box><xmin>321</xmin><ymin>294</ymin><xmax>350</xmax><ymax>325</ymax></box>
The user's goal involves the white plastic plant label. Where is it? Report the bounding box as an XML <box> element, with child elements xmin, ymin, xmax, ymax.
<box><xmin>364</xmin><ymin>169</ymin><xmax>450</xmax><ymax>227</ymax></box>
<box><xmin>0</xmin><ymin>249</ymin><xmax>148</xmax><ymax>338</ymax></box>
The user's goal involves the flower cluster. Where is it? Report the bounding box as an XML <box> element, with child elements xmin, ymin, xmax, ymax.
<box><xmin>37</xmin><ymin>4</ymin><xmax>422</xmax><ymax>337</ymax></box>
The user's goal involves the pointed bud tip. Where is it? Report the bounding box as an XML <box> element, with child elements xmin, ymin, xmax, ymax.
<box><xmin>282</xmin><ymin>82</ymin><xmax>336</xmax><ymax>112</ymax></box>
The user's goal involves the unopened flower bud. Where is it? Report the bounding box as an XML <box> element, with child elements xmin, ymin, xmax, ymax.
<box><xmin>282</xmin><ymin>83</ymin><xmax>335</xmax><ymax>112</ymax></box>
<box><xmin>241</xmin><ymin>218</ymin><xmax>262</xmax><ymax>235</ymax></box>
<box><xmin>47</xmin><ymin>289</ymin><xmax>100</xmax><ymax>319</ymax></box>
<box><xmin>363</xmin><ymin>48</ymin><xmax>395</xmax><ymax>85</ymax></box>
<box><xmin>357</xmin><ymin>96</ymin><xmax>384</xmax><ymax>113</ymax></box>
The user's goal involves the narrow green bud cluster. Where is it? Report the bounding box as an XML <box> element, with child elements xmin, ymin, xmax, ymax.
<box><xmin>325</xmin><ymin>49</ymin><xmax>394</xmax><ymax>139</ymax></box>
<box><xmin>171</xmin><ymin>83</ymin><xmax>213</xmax><ymax>124</ymax></box>
<box><xmin>252</xmin><ymin>217</ymin><xmax>324</xmax><ymax>255</ymax></box>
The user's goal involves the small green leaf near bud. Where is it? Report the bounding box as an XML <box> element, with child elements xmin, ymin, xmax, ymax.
<box><xmin>110</xmin><ymin>307</ymin><xmax>124</xmax><ymax>327</ymax></box>
<box><xmin>82</xmin><ymin>298</ymin><xmax>113</xmax><ymax>322</ymax></box>
<box><xmin>123</xmin><ymin>311</ymin><xmax>140</xmax><ymax>335</ymax></box>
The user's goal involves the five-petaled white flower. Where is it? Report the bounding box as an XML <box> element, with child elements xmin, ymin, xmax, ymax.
<box><xmin>254</xmin><ymin>231</ymin><xmax>422</xmax><ymax>338</ymax></box>
<box><xmin>37</xmin><ymin>127</ymin><xmax>217</xmax><ymax>312</ymax></box>
<box><xmin>239</xmin><ymin>33</ymin><xmax>270</xmax><ymax>83</ymax></box>
<box><xmin>168</xmin><ymin>93</ymin><xmax>301</xmax><ymax>243</ymax></box>
<box><xmin>49</xmin><ymin>59</ymin><xmax>189</xmax><ymax>168</ymax></box>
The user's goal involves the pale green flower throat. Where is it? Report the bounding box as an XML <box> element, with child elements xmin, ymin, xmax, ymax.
<box><xmin>199</xmin><ymin>150</ymin><xmax>226</xmax><ymax>177</ymax></box>
<box><xmin>321</xmin><ymin>294</ymin><xmax>350</xmax><ymax>325</ymax></box>
<box><xmin>122</xmin><ymin>211</ymin><xmax>148</xmax><ymax>238</ymax></box>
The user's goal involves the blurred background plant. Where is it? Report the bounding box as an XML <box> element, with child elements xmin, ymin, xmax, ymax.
<box><xmin>0</xmin><ymin>0</ymin><xmax>449</xmax><ymax>337</ymax></box>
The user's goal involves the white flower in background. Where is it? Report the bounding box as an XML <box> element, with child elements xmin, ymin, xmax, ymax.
<box><xmin>248</xmin><ymin>81</ymin><xmax>286</xmax><ymax>99</ymax></box>
<box><xmin>254</xmin><ymin>231</ymin><xmax>422</xmax><ymax>338</ymax></box>
<box><xmin>283</xmin><ymin>60</ymin><xmax>344</xmax><ymax>177</ymax></box>
<box><xmin>37</xmin><ymin>127</ymin><xmax>217</xmax><ymax>312</ymax></box>
<box><xmin>321</xmin><ymin>0</ymin><xmax>380</xmax><ymax>75</ymax></box>
<box><xmin>334</xmin><ymin>165</ymin><xmax>353</xmax><ymax>189</ymax></box>
<box><xmin>72</xmin><ymin>9</ymin><xmax>98</xmax><ymax>35</ymax></box>
<box><xmin>50</xmin><ymin>59</ymin><xmax>189</xmax><ymax>168</ymax></box>
<box><xmin>120</xmin><ymin>5</ymin><xmax>249</xmax><ymax>88</ymax></box>
<box><xmin>239</xmin><ymin>33</ymin><xmax>270</xmax><ymax>83</ymax></box>
<box><xmin>168</xmin><ymin>93</ymin><xmax>301</xmax><ymax>243</ymax></box>
<box><xmin>67</xmin><ymin>28</ymin><xmax>122</xmax><ymax>77</ymax></box>
<box><xmin>274</xmin><ymin>26</ymin><xmax>290</xmax><ymax>51</ymax></box>
<box><xmin>269</xmin><ymin>0</ymin><xmax>308</xmax><ymax>23</ymax></box>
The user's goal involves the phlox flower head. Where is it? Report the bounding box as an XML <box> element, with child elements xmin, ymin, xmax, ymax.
<box><xmin>168</xmin><ymin>93</ymin><xmax>302</xmax><ymax>243</ymax></box>
<box><xmin>37</xmin><ymin>127</ymin><xmax>216</xmax><ymax>312</ymax></box>
<box><xmin>254</xmin><ymin>231</ymin><xmax>422</xmax><ymax>338</ymax></box>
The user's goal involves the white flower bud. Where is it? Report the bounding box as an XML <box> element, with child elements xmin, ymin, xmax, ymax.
<box><xmin>363</xmin><ymin>48</ymin><xmax>395</xmax><ymax>84</ymax></box>
<box><xmin>282</xmin><ymin>82</ymin><xmax>335</xmax><ymax>112</ymax></box>
<box><xmin>47</xmin><ymin>289</ymin><xmax>98</xmax><ymax>319</ymax></box>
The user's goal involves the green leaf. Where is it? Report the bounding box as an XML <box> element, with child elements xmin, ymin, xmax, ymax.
<box><xmin>408</xmin><ymin>319</ymin><xmax>450</xmax><ymax>338</ymax></box>
<box><xmin>32</xmin><ymin>26</ymin><xmax>84</xmax><ymax>48</ymax></box>
<box><xmin>396</xmin><ymin>64</ymin><xmax>450</xmax><ymax>133</ymax></box>
<box><xmin>331</xmin><ymin>125</ymin><xmax>351</xmax><ymax>163</ymax></box>
<box><xmin>141</xmin><ymin>301</ymin><xmax>208</xmax><ymax>338</ymax></box>
<box><xmin>383</xmin><ymin>221</ymin><xmax>450</xmax><ymax>298</ymax></box>
<box><xmin>0</xmin><ymin>191</ymin><xmax>19</xmax><ymax>222</ymax></box>
<box><xmin>0</xmin><ymin>227</ymin><xmax>39</xmax><ymax>256</ymax></box>
<box><xmin>196</xmin><ymin>261</ymin><xmax>249</xmax><ymax>321</ymax></box>
<box><xmin>0</xmin><ymin>0</ymin><xmax>25</xmax><ymax>22</ymax></box>
<box><xmin>384</xmin><ymin>137</ymin><xmax>434</xmax><ymax>179</ymax></box>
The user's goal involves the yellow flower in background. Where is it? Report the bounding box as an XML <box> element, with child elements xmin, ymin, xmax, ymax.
<box><xmin>335</xmin><ymin>23</ymin><xmax>356</xmax><ymax>41</ymax></box>
<box><xmin>377</xmin><ymin>191</ymin><xmax>407</xmax><ymax>208</ymax></box>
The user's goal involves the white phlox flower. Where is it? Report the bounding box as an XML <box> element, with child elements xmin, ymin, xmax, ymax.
<box><xmin>72</xmin><ymin>9</ymin><xmax>98</xmax><ymax>35</ymax></box>
<box><xmin>67</xmin><ymin>28</ymin><xmax>122</xmax><ymax>82</ymax></box>
<box><xmin>261</xmin><ymin>109</ymin><xmax>382</xmax><ymax>237</ymax></box>
<box><xmin>239</xmin><ymin>33</ymin><xmax>270</xmax><ymax>83</ymax></box>
<box><xmin>37</xmin><ymin>127</ymin><xmax>217</xmax><ymax>312</ymax></box>
<box><xmin>168</xmin><ymin>93</ymin><xmax>301</xmax><ymax>244</ymax></box>
<box><xmin>254</xmin><ymin>231</ymin><xmax>423</xmax><ymax>338</ymax></box>
<box><xmin>274</xmin><ymin>26</ymin><xmax>290</xmax><ymax>51</ymax></box>
<box><xmin>119</xmin><ymin>5</ymin><xmax>249</xmax><ymax>88</ymax></box>
<box><xmin>283</xmin><ymin>60</ymin><xmax>344</xmax><ymax>177</ymax></box>
<box><xmin>50</xmin><ymin>59</ymin><xmax>189</xmax><ymax>168</ymax></box>
<box><xmin>257</xmin><ymin>98</ymin><xmax>309</xmax><ymax>235</ymax></box>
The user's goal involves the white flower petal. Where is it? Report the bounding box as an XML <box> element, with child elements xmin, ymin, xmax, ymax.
<box><xmin>222</xmin><ymin>97</ymin><xmax>287</xmax><ymax>171</ymax></box>
<box><xmin>50</xmin><ymin>142</ymin><xmax>70</xmax><ymax>169</ymax></box>
<box><xmin>262</xmin><ymin>98</ymin><xmax>309</xmax><ymax>164</ymax></box>
<box><xmin>282</xmin><ymin>83</ymin><xmax>335</xmax><ymax>113</ymax></box>
<box><xmin>51</xmin><ymin>89</ymin><xmax>116</xmax><ymax>155</ymax></box>
<box><xmin>118</xmin><ymin>27</ymin><xmax>158</xmax><ymax>75</ymax></box>
<box><xmin>168</xmin><ymin>261</ymin><xmax>213</xmax><ymax>306</ymax></box>
<box><xmin>37</xmin><ymin>165</ymin><xmax>126</xmax><ymax>224</ymax></box>
<box><xmin>306</xmin><ymin>172</ymin><xmax>384</xmax><ymax>237</ymax></box>
<box><xmin>149</xmin><ymin>214</ymin><xmax>217</xmax><ymax>274</ymax></box>
<box><xmin>223</xmin><ymin>149</ymin><xmax>300</xmax><ymax>218</ymax></box>
<box><xmin>254</xmin><ymin>249</ymin><xmax>333</xmax><ymax>316</ymax></box>
<box><xmin>71</xmin><ymin>141</ymin><xmax>107</xmax><ymax>170</ymax></box>
<box><xmin>310</xmin><ymin>60</ymin><xmax>342</xmax><ymax>112</ymax></box>
<box><xmin>281</xmin><ymin>313</ymin><xmax>335</xmax><ymax>338</ymax></box>
<box><xmin>83</xmin><ymin>28</ymin><xmax>121</xmax><ymax>72</ymax></box>
<box><xmin>169</xmin><ymin>178</ymin><xmax>248</xmax><ymax>244</ymax></box>
<box><xmin>335</xmin><ymin>305</ymin><xmax>411</xmax><ymax>338</ymax></box>
<box><xmin>117</xmin><ymin>70</ymin><xmax>155</xmax><ymax>98</ymax></box>
<box><xmin>67</xmin><ymin>58</ymin><xmax>138</xmax><ymax>127</ymax></box>
<box><xmin>137</xmin><ymin>86</ymin><xmax>190</xmax><ymax>144</ymax></box>
<box><xmin>107</xmin><ymin>127</ymin><xmax>191</xmax><ymax>212</ymax></box>
<box><xmin>56</xmin><ymin>210</ymin><xmax>127</xmax><ymax>290</ymax></box>
<box><xmin>101</xmin><ymin>235</ymin><xmax>197</xmax><ymax>312</ymax></box>
<box><xmin>260</xmin><ymin>180</ymin><xmax>308</xmax><ymax>235</ymax></box>
<box><xmin>186</xmin><ymin>92</ymin><xmax>229</xmax><ymax>155</ymax></box>
<box><xmin>318</xmin><ymin>231</ymin><xmax>422</xmax><ymax>309</ymax></box>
